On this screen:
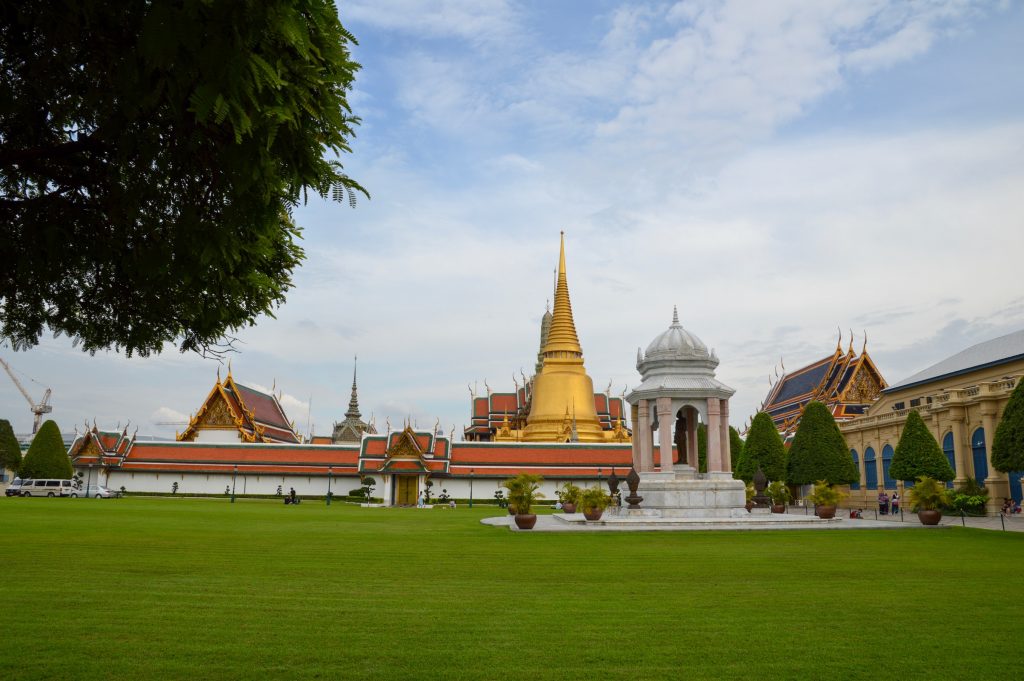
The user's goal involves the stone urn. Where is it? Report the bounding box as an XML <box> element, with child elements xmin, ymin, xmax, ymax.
<box><xmin>771</xmin><ymin>504</ymin><xmax>786</xmax><ymax>514</ymax></box>
<box><xmin>582</xmin><ymin>508</ymin><xmax>603</xmax><ymax>521</ymax></box>
<box><xmin>562</xmin><ymin>502</ymin><xmax>577</xmax><ymax>514</ymax></box>
<box><xmin>514</xmin><ymin>514</ymin><xmax>537</xmax><ymax>530</ymax></box>
<box><xmin>816</xmin><ymin>505</ymin><xmax>837</xmax><ymax>520</ymax></box>
<box><xmin>918</xmin><ymin>509</ymin><xmax>942</xmax><ymax>526</ymax></box>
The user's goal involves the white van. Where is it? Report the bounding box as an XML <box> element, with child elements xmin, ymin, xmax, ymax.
<box><xmin>20</xmin><ymin>479</ymin><xmax>75</xmax><ymax>497</ymax></box>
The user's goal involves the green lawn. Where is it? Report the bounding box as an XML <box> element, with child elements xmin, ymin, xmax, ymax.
<box><xmin>1</xmin><ymin>498</ymin><xmax>1021</xmax><ymax>680</ymax></box>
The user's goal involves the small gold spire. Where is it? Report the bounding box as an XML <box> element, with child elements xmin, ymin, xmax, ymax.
<box><xmin>543</xmin><ymin>232</ymin><xmax>583</xmax><ymax>355</ymax></box>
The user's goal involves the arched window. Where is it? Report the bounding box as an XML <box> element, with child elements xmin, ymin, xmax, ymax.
<box><xmin>942</xmin><ymin>432</ymin><xmax>956</xmax><ymax>489</ymax></box>
<box><xmin>849</xmin><ymin>450</ymin><xmax>860</xmax><ymax>490</ymax></box>
<box><xmin>971</xmin><ymin>428</ymin><xmax>988</xmax><ymax>483</ymax></box>
<box><xmin>864</xmin><ymin>447</ymin><xmax>878</xmax><ymax>490</ymax></box>
<box><xmin>882</xmin><ymin>444</ymin><xmax>896</xmax><ymax>489</ymax></box>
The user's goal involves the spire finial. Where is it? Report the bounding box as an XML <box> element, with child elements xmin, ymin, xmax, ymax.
<box><xmin>227</xmin><ymin>359</ymin><xmax>232</xmax><ymax>378</ymax></box>
<box><xmin>543</xmin><ymin>232</ymin><xmax>583</xmax><ymax>356</ymax></box>
<box><xmin>672</xmin><ymin>305</ymin><xmax>679</xmax><ymax>325</ymax></box>
<box><xmin>216</xmin><ymin>366</ymin><xmax>221</xmax><ymax>383</ymax></box>
<box><xmin>848</xmin><ymin>328</ymin><xmax>854</xmax><ymax>354</ymax></box>
<box><xmin>836</xmin><ymin>327</ymin><xmax>842</xmax><ymax>352</ymax></box>
<box><xmin>345</xmin><ymin>357</ymin><xmax>361</xmax><ymax>420</ymax></box>
<box><xmin>862</xmin><ymin>329</ymin><xmax>868</xmax><ymax>354</ymax></box>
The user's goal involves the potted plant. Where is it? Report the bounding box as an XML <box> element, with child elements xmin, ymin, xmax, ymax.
<box><xmin>906</xmin><ymin>476</ymin><xmax>950</xmax><ymax>526</ymax></box>
<box><xmin>805</xmin><ymin>480</ymin><xmax>844</xmax><ymax>519</ymax></box>
<box><xmin>503</xmin><ymin>473</ymin><xmax>544</xmax><ymax>529</ymax></box>
<box><xmin>765</xmin><ymin>481</ymin><xmax>791</xmax><ymax>514</ymax></box>
<box><xmin>558</xmin><ymin>482</ymin><xmax>582</xmax><ymax>513</ymax></box>
<box><xmin>579</xmin><ymin>486</ymin><xmax>611</xmax><ymax>521</ymax></box>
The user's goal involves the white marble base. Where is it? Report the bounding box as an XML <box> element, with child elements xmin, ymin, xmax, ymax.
<box><xmin>632</xmin><ymin>471</ymin><xmax>748</xmax><ymax>518</ymax></box>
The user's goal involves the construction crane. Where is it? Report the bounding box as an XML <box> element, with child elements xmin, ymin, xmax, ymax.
<box><xmin>0</xmin><ymin>357</ymin><xmax>53</xmax><ymax>434</ymax></box>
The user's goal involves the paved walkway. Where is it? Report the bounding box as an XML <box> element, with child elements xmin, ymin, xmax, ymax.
<box><xmin>482</xmin><ymin>512</ymin><xmax>932</xmax><ymax>533</ymax></box>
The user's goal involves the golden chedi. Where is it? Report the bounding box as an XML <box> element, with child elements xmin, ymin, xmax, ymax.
<box><xmin>522</xmin><ymin>233</ymin><xmax>607</xmax><ymax>442</ymax></box>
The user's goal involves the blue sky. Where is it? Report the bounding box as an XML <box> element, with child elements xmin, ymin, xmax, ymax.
<box><xmin>3</xmin><ymin>0</ymin><xmax>1023</xmax><ymax>439</ymax></box>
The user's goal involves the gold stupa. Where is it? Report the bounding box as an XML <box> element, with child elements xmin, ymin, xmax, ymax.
<box><xmin>522</xmin><ymin>233</ymin><xmax>607</xmax><ymax>442</ymax></box>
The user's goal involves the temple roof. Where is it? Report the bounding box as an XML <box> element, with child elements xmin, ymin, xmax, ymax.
<box><xmin>178</xmin><ymin>371</ymin><xmax>300</xmax><ymax>444</ymax></box>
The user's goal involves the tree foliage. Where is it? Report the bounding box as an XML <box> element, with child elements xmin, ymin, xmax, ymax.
<box><xmin>992</xmin><ymin>378</ymin><xmax>1024</xmax><ymax>473</ymax></box>
<box><xmin>0</xmin><ymin>418</ymin><xmax>21</xmax><ymax>473</ymax></box>
<box><xmin>697</xmin><ymin>423</ymin><xmax>707</xmax><ymax>473</ymax></box>
<box><xmin>729</xmin><ymin>426</ymin><xmax>744</xmax><ymax>472</ymax></box>
<box><xmin>0</xmin><ymin>2</ymin><xmax>366</xmax><ymax>356</ymax></box>
<box><xmin>786</xmin><ymin>401</ymin><xmax>858</xmax><ymax>486</ymax></box>
<box><xmin>19</xmin><ymin>420</ymin><xmax>72</xmax><ymax>479</ymax></box>
<box><xmin>736</xmin><ymin>411</ymin><xmax>786</xmax><ymax>483</ymax></box>
<box><xmin>890</xmin><ymin>410</ymin><xmax>955</xmax><ymax>482</ymax></box>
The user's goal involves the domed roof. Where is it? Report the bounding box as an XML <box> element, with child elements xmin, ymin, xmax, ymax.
<box><xmin>644</xmin><ymin>307</ymin><xmax>710</xmax><ymax>360</ymax></box>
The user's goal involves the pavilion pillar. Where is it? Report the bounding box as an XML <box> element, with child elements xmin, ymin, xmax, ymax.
<box><xmin>706</xmin><ymin>398</ymin><xmax>722</xmax><ymax>473</ymax></box>
<box><xmin>719</xmin><ymin>399</ymin><xmax>731</xmax><ymax>473</ymax></box>
<box><xmin>657</xmin><ymin>397</ymin><xmax>674</xmax><ymax>472</ymax></box>
<box><xmin>630</xmin><ymin>403</ymin><xmax>641</xmax><ymax>471</ymax></box>
<box><xmin>638</xmin><ymin>400</ymin><xmax>653</xmax><ymax>473</ymax></box>
<box><xmin>686</xmin><ymin>407</ymin><xmax>698</xmax><ymax>469</ymax></box>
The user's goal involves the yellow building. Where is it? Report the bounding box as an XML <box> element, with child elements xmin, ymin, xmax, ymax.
<box><xmin>840</xmin><ymin>329</ymin><xmax>1024</xmax><ymax>512</ymax></box>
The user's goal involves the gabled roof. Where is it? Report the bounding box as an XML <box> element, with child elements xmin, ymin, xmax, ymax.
<box><xmin>885</xmin><ymin>328</ymin><xmax>1024</xmax><ymax>392</ymax></box>
<box><xmin>178</xmin><ymin>372</ymin><xmax>300</xmax><ymax>444</ymax></box>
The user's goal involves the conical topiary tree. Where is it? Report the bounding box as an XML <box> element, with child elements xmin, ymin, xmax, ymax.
<box><xmin>729</xmin><ymin>426</ymin><xmax>744</xmax><ymax>472</ymax></box>
<box><xmin>786</xmin><ymin>401</ymin><xmax>858</xmax><ymax>486</ymax></box>
<box><xmin>992</xmin><ymin>378</ymin><xmax>1024</xmax><ymax>474</ymax></box>
<box><xmin>19</xmin><ymin>420</ymin><xmax>72</xmax><ymax>479</ymax></box>
<box><xmin>890</xmin><ymin>410</ymin><xmax>954</xmax><ymax>482</ymax></box>
<box><xmin>736</xmin><ymin>411</ymin><xmax>786</xmax><ymax>483</ymax></box>
<box><xmin>0</xmin><ymin>419</ymin><xmax>22</xmax><ymax>475</ymax></box>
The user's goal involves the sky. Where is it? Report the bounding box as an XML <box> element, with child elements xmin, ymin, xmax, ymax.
<box><xmin>3</xmin><ymin>0</ymin><xmax>1024</xmax><ymax>439</ymax></box>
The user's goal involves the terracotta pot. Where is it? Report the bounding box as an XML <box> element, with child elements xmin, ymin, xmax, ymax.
<box><xmin>816</xmin><ymin>505</ymin><xmax>837</xmax><ymax>520</ymax></box>
<box><xmin>918</xmin><ymin>509</ymin><xmax>942</xmax><ymax>526</ymax></box>
<box><xmin>583</xmin><ymin>508</ymin><xmax>603</xmax><ymax>521</ymax></box>
<box><xmin>562</xmin><ymin>502</ymin><xmax>577</xmax><ymax>514</ymax></box>
<box><xmin>514</xmin><ymin>513</ymin><xmax>537</xmax><ymax>530</ymax></box>
<box><xmin>771</xmin><ymin>504</ymin><xmax>786</xmax><ymax>514</ymax></box>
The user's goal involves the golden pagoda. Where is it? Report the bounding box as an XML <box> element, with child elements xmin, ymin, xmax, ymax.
<box><xmin>522</xmin><ymin>233</ymin><xmax>607</xmax><ymax>442</ymax></box>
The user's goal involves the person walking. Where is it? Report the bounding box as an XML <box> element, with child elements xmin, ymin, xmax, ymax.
<box><xmin>878</xmin><ymin>490</ymin><xmax>889</xmax><ymax>515</ymax></box>
<box><xmin>416</xmin><ymin>490</ymin><xmax>424</xmax><ymax>508</ymax></box>
<box><xmin>891</xmin><ymin>491</ymin><xmax>900</xmax><ymax>515</ymax></box>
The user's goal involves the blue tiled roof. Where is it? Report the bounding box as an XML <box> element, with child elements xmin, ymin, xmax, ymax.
<box><xmin>770</xmin><ymin>361</ymin><xmax>830</xmax><ymax>405</ymax></box>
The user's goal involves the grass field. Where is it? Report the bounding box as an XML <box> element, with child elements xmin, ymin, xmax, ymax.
<box><xmin>1</xmin><ymin>498</ymin><xmax>1021</xmax><ymax>680</ymax></box>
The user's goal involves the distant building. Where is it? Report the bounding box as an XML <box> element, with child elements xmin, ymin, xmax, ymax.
<box><xmin>840</xmin><ymin>329</ymin><xmax>1024</xmax><ymax>511</ymax></box>
<box><xmin>759</xmin><ymin>332</ymin><xmax>887</xmax><ymax>441</ymax></box>
<box><xmin>177</xmin><ymin>370</ymin><xmax>300</xmax><ymax>444</ymax></box>
<box><xmin>331</xmin><ymin>360</ymin><xmax>376</xmax><ymax>443</ymax></box>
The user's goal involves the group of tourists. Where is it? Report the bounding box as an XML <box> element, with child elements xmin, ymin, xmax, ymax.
<box><xmin>1002</xmin><ymin>498</ymin><xmax>1022</xmax><ymax>516</ymax></box>
<box><xmin>877</xmin><ymin>490</ymin><xmax>900</xmax><ymax>515</ymax></box>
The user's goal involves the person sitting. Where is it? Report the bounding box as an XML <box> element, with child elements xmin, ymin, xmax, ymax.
<box><xmin>289</xmin><ymin>488</ymin><xmax>298</xmax><ymax>505</ymax></box>
<box><xmin>1002</xmin><ymin>498</ymin><xmax>1013</xmax><ymax>516</ymax></box>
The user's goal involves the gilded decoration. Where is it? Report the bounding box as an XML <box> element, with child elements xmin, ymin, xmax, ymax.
<box><xmin>196</xmin><ymin>394</ymin><xmax>238</xmax><ymax>428</ymax></box>
<box><xmin>80</xmin><ymin>437</ymin><xmax>102</xmax><ymax>459</ymax></box>
<box><xmin>845</xmin><ymin>367</ymin><xmax>882</xmax><ymax>403</ymax></box>
<box><xmin>386</xmin><ymin>428</ymin><xmax>424</xmax><ymax>460</ymax></box>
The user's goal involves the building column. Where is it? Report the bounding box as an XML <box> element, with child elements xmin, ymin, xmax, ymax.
<box><xmin>382</xmin><ymin>475</ymin><xmax>393</xmax><ymax>507</ymax></box>
<box><xmin>638</xmin><ymin>400</ymin><xmax>653</xmax><ymax>473</ymax></box>
<box><xmin>657</xmin><ymin>397</ymin><xmax>674</xmax><ymax>472</ymax></box>
<box><xmin>719</xmin><ymin>399</ymin><xmax>731</xmax><ymax>473</ymax></box>
<box><xmin>949</xmin><ymin>408</ymin><xmax>968</xmax><ymax>486</ymax></box>
<box><xmin>686</xmin><ymin>407</ymin><xmax>698</xmax><ymax>469</ymax></box>
<box><xmin>707</xmin><ymin>398</ymin><xmax>722</xmax><ymax>473</ymax></box>
<box><xmin>981</xmin><ymin>403</ymin><xmax>1009</xmax><ymax>503</ymax></box>
<box><xmin>630</xmin><ymin>403</ymin><xmax>641</xmax><ymax>471</ymax></box>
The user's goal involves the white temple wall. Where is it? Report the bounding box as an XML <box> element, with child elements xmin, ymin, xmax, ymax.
<box><xmin>193</xmin><ymin>430</ymin><xmax>242</xmax><ymax>443</ymax></box>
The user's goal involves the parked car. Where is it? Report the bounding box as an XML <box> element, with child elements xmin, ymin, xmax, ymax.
<box><xmin>5</xmin><ymin>477</ymin><xmax>28</xmax><ymax>496</ymax></box>
<box><xmin>20</xmin><ymin>479</ymin><xmax>75</xmax><ymax>497</ymax></box>
<box><xmin>70</xmin><ymin>484</ymin><xmax>119</xmax><ymax>498</ymax></box>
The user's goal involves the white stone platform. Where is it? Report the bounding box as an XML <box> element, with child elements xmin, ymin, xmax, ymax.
<box><xmin>635</xmin><ymin>467</ymin><xmax>748</xmax><ymax>518</ymax></box>
<box><xmin>481</xmin><ymin>513</ymin><xmax>937</xmax><ymax>532</ymax></box>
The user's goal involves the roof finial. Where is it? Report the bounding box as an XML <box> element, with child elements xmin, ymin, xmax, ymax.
<box><xmin>862</xmin><ymin>329</ymin><xmax>868</xmax><ymax>354</ymax></box>
<box><xmin>217</xmin><ymin>366</ymin><xmax>221</xmax><ymax>383</ymax></box>
<box><xmin>836</xmin><ymin>326</ymin><xmax>842</xmax><ymax>352</ymax></box>
<box><xmin>227</xmin><ymin>359</ymin><xmax>232</xmax><ymax>378</ymax></box>
<box><xmin>672</xmin><ymin>305</ymin><xmax>679</xmax><ymax>325</ymax></box>
<box><xmin>848</xmin><ymin>328</ymin><xmax>854</xmax><ymax>354</ymax></box>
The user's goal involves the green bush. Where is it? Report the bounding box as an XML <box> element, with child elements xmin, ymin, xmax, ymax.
<box><xmin>729</xmin><ymin>426</ymin><xmax>744</xmax><ymax>472</ymax></box>
<box><xmin>735</xmin><ymin>411</ymin><xmax>786</xmax><ymax>483</ymax></box>
<box><xmin>19</xmin><ymin>420</ymin><xmax>72</xmax><ymax>479</ymax></box>
<box><xmin>890</xmin><ymin>410</ymin><xmax>954</xmax><ymax>482</ymax></box>
<box><xmin>992</xmin><ymin>378</ymin><xmax>1024</xmax><ymax>473</ymax></box>
<box><xmin>0</xmin><ymin>419</ymin><xmax>21</xmax><ymax>474</ymax></box>
<box><xmin>786</xmin><ymin>402</ymin><xmax>858</xmax><ymax>486</ymax></box>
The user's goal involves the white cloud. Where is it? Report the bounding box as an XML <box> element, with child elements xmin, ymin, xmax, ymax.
<box><xmin>150</xmin><ymin>407</ymin><xmax>189</xmax><ymax>425</ymax></box>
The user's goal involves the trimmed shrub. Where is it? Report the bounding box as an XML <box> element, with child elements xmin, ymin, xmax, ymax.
<box><xmin>729</xmin><ymin>426</ymin><xmax>744</xmax><ymax>472</ymax></box>
<box><xmin>19</xmin><ymin>420</ymin><xmax>72</xmax><ymax>479</ymax></box>
<box><xmin>891</xmin><ymin>410</ymin><xmax>954</xmax><ymax>482</ymax></box>
<box><xmin>786</xmin><ymin>402</ymin><xmax>858</xmax><ymax>486</ymax></box>
<box><xmin>0</xmin><ymin>419</ymin><xmax>21</xmax><ymax>474</ymax></box>
<box><xmin>992</xmin><ymin>378</ymin><xmax>1024</xmax><ymax>473</ymax></box>
<box><xmin>697</xmin><ymin>423</ymin><xmax>707</xmax><ymax>473</ymax></box>
<box><xmin>736</xmin><ymin>411</ymin><xmax>786</xmax><ymax>483</ymax></box>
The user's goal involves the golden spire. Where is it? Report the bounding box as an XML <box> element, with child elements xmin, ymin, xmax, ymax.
<box><xmin>543</xmin><ymin>232</ymin><xmax>583</xmax><ymax>356</ymax></box>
